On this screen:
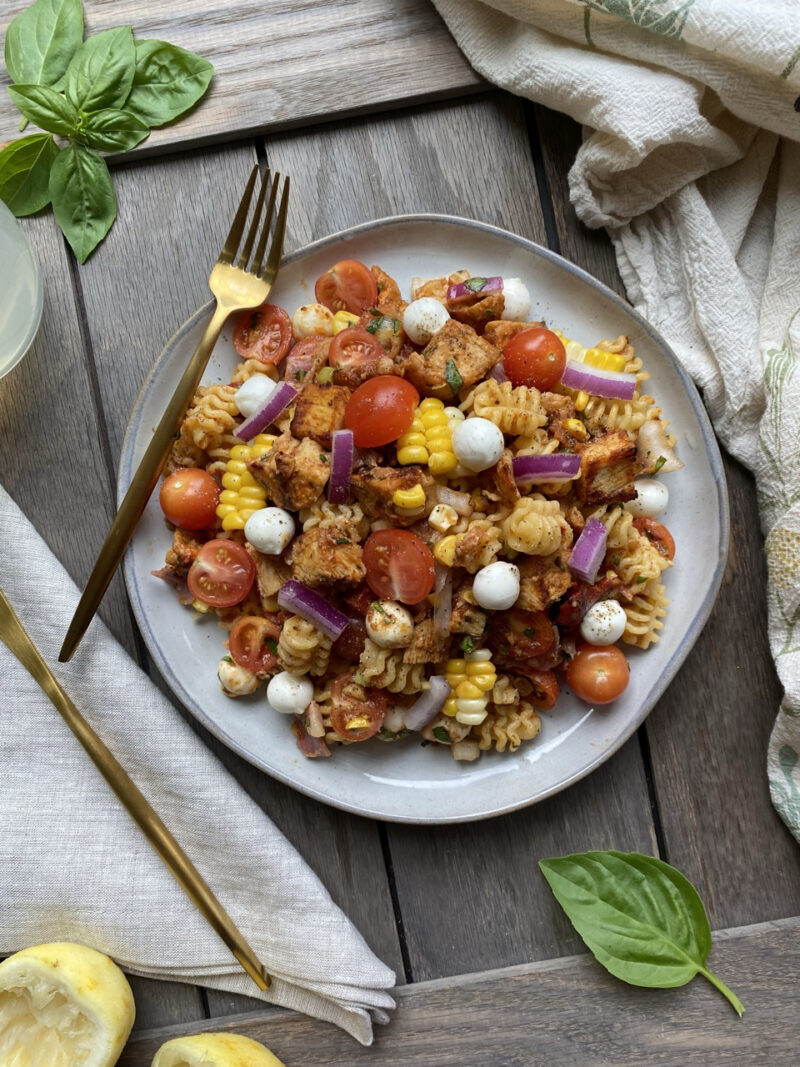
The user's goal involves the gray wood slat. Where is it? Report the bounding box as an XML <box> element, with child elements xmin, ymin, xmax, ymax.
<box><xmin>118</xmin><ymin>916</ymin><xmax>800</xmax><ymax>1065</ymax></box>
<box><xmin>0</xmin><ymin>0</ymin><xmax>481</xmax><ymax>152</ymax></box>
<box><xmin>71</xmin><ymin>139</ymin><xmax>405</xmax><ymax>1023</ymax></box>
<box><xmin>533</xmin><ymin>106</ymin><xmax>800</xmax><ymax>926</ymax></box>
<box><xmin>263</xmin><ymin>92</ymin><xmax>658</xmax><ymax>980</ymax></box>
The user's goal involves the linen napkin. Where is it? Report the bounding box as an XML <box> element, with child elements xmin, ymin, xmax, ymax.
<box><xmin>0</xmin><ymin>485</ymin><xmax>395</xmax><ymax>1044</ymax></box>
<box><xmin>433</xmin><ymin>0</ymin><xmax>800</xmax><ymax>841</ymax></box>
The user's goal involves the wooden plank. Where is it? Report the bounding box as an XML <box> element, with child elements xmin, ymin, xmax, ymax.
<box><xmin>0</xmin><ymin>0</ymin><xmax>481</xmax><ymax>153</ymax></box>
<box><xmin>263</xmin><ymin>91</ymin><xmax>657</xmax><ymax>979</ymax></box>
<box><xmin>119</xmin><ymin>916</ymin><xmax>800</xmax><ymax>1065</ymax></box>
<box><xmin>71</xmin><ymin>139</ymin><xmax>405</xmax><ymax>1020</ymax></box>
<box><xmin>533</xmin><ymin>104</ymin><xmax>800</xmax><ymax>926</ymax></box>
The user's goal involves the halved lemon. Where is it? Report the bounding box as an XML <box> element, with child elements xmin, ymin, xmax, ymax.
<box><xmin>152</xmin><ymin>1032</ymin><xmax>285</xmax><ymax>1066</ymax></box>
<box><xmin>0</xmin><ymin>941</ymin><xmax>135</xmax><ymax>1067</ymax></box>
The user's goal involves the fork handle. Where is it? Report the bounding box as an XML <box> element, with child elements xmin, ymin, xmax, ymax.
<box><xmin>0</xmin><ymin>588</ymin><xmax>271</xmax><ymax>992</ymax></box>
<box><xmin>59</xmin><ymin>304</ymin><xmax>230</xmax><ymax>663</ymax></box>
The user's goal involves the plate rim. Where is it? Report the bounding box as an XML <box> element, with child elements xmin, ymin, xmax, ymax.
<box><xmin>121</xmin><ymin>212</ymin><xmax>730</xmax><ymax>824</ymax></box>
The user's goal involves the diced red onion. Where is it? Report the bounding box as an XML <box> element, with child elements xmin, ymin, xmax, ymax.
<box><xmin>235</xmin><ymin>381</ymin><xmax>297</xmax><ymax>440</ymax></box>
<box><xmin>447</xmin><ymin>276</ymin><xmax>503</xmax><ymax>301</ymax></box>
<box><xmin>568</xmin><ymin>517</ymin><xmax>608</xmax><ymax>584</ymax></box>
<box><xmin>277</xmin><ymin>580</ymin><xmax>350</xmax><ymax>640</ymax></box>
<box><xmin>404</xmin><ymin>676</ymin><xmax>451</xmax><ymax>731</ymax></box>
<box><xmin>636</xmin><ymin>419</ymin><xmax>684</xmax><ymax>473</ymax></box>
<box><xmin>489</xmin><ymin>361</ymin><xmax>509</xmax><ymax>385</ymax></box>
<box><xmin>512</xmin><ymin>453</ymin><xmax>582</xmax><ymax>485</ymax></box>
<box><xmin>432</xmin><ymin>565</ymin><xmax>453</xmax><ymax>641</ymax></box>
<box><xmin>328</xmin><ymin>429</ymin><xmax>354</xmax><ymax>503</ymax></box>
<box><xmin>560</xmin><ymin>359</ymin><xmax>636</xmax><ymax>401</ymax></box>
<box><xmin>433</xmin><ymin>486</ymin><xmax>472</xmax><ymax>515</ymax></box>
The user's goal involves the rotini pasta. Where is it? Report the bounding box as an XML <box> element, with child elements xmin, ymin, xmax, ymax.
<box><xmin>355</xmin><ymin>639</ymin><xmax>428</xmax><ymax>695</ymax></box>
<box><xmin>472</xmin><ymin>701</ymin><xmax>541</xmax><ymax>752</ymax></box>
<box><xmin>622</xmin><ymin>581</ymin><xmax>669</xmax><ymax>649</ymax></box>
<box><xmin>501</xmin><ymin>494</ymin><xmax>571</xmax><ymax>556</ymax></box>
<box><xmin>461</xmin><ymin>378</ymin><xmax>547</xmax><ymax>437</ymax></box>
<box><xmin>277</xmin><ymin>615</ymin><xmax>332</xmax><ymax>677</ymax></box>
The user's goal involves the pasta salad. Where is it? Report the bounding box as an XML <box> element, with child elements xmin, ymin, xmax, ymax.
<box><xmin>153</xmin><ymin>258</ymin><xmax>682</xmax><ymax>762</ymax></box>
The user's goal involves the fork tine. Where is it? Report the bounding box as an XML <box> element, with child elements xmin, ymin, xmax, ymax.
<box><xmin>218</xmin><ymin>165</ymin><xmax>259</xmax><ymax>265</ymax></box>
<box><xmin>236</xmin><ymin>167</ymin><xmax>271</xmax><ymax>270</ymax></box>
<box><xmin>259</xmin><ymin>176</ymin><xmax>290</xmax><ymax>283</ymax></box>
<box><xmin>249</xmin><ymin>172</ymin><xmax>281</xmax><ymax>278</ymax></box>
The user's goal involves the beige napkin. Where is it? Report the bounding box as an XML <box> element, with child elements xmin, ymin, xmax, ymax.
<box><xmin>433</xmin><ymin>0</ymin><xmax>800</xmax><ymax>843</ymax></box>
<box><xmin>0</xmin><ymin>485</ymin><xmax>395</xmax><ymax>1044</ymax></box>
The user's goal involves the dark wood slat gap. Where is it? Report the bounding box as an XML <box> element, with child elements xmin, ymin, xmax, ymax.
<box><xmin>636</xmin><ymin>725</ymin><xmax>671</xmax><ymax>863</ymax></box>
<box><xmin>377</xmin><ymin>822</ymin><xmax>414</xmax><ymax>985</ymax></box>
<box><xmin>524</xmin><ymin>101</ymin><xmax>563</xmax><ymax>255</ymax></box>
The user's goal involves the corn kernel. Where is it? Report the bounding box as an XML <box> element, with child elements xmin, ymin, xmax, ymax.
<box><xmin>400</xmin><ymin>432</ymin><xmax>427</xmax><ymax>449</ymax></box>
<box><xmin>393</xmin><ymin>485</ymin><xmax>426</xmax><ymax>510</ymax></box>
<box><xmin>333</xmin><ymin>310</ymin><xmax>361</xmax><ymax>334</ymax></box>
<box><xmin>434</xmin><ymin>535</ymin><xmax>457</xmax><ymax>567</ymax></box>
<box><xmin>428</xmin><ymin>452</ymin><xmax>458</xmax><ymax>476</ymax></box>
<box><xmin>418</xmin><ymin>397</ymin><xmax>443</xmax><ymax>412</ymax></box>
<box><xmin>564</xmin><ymin>417</ymin><xmax>588</xmax><ymax>440</ymax></box>
<box><xmin>584</xmin><ymin>347</ymin><xmax>626</xmax><ymax>372</ymax></box>
<box><xmin>456</xmin><ymin>680</ymin><xmax>484</xmax><ymax>700</ymax></box>
<box><xmin>428</xmin><ymin>504</ymin><xmax>458</xmax><ymax>532</ymax></box>
<box><xmin>222</xmin><ymin>472</ymin><xmax>243</xmax><ymax>491</ymax></box>
<box><xmin>442</xmin><ymin>696</ymin><xmax>459</xmax><ymax>718</ymax></box>
<box><xmin>420</xmin><ymin>409</ymin><xmax>448</xmax><ymax>429</ymax></box>
<box><xmin>426</xmin><ymin>432</ymin><xmax>452</xmax><ymax>453</ymax></box>
<box><xmin>446</xmin><ymin>658</ymin><xmax>465</xmax><ymax>674</ymax></box>
<box><xmin>574</xmin><ymin>390</ymin><xmax>589</xmax><ymax>412</ymax></box>
<box><xmin>222</xmin><ymin>513</ymin><xmax>246</xmax><ymax>531</ymax></box>
<box><xmin>397</xmin><ymin>446</ymin><xmax>429</xmax><ymax>465</ymax></box>
<box><xmin>345</xmin><ymin>715</ymin><xmax>370</xmax><ymax>730</ymax></box>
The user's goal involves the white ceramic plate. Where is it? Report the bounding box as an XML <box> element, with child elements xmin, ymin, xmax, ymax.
<box><xmin>121</xmin><ymin>215</ymin><xmax>728</xmax><ymax>824</ymax></box>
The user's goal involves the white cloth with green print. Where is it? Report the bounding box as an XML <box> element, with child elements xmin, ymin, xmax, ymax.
<box><xmin>433</xmin><ymin>0</ymin><xmax>800</xmax><ymax>839</ymax></box>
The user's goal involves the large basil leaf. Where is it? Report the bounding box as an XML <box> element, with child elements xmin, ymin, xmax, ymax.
<box><xmin>7</xmin><ymin>84</ymin><xmax>80</xmax><ymax>136</ymax></box>
<box><xmin>78</xmin><ymin>109</ymin><xmax>150</xmax><ymax>152</ymax></box>
<box><xmin>0</xmin><ymin>134</ymin><xmax>60</xmax><ymax>215</ymax></box>
<box><xmin>125</xmin><ymin>39</ymin><xmax>213</xmax><ymax>127</ymax></box>
<box><xmin>49</xmin><ymin>144</ymin><xmax>116</xmax><ymax>263</ymax></box>
<box><xmin>539</xmin><ymin>850</ymin><xmax>744</xmax><ymax>1014</ymax></box>
<box><xmin>3</xmin><ymin>0</ymin><xmax>83</xmax><ymax>88</ymax></box>
<box><xmin>64</xmin><ymin>26</ymin><xmax>135</xmax><ymax>113</ymax></box>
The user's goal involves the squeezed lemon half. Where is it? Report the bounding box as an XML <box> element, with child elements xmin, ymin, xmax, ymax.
<box><xmin>152</xmin><ymin>1032</ymin><xmax>285</xmax><ymax>1066</ymax></box>
<box><xmin>0</xmin><ymin>942</ymin><xmax>135</xmax><ymax>1067</ymax></box>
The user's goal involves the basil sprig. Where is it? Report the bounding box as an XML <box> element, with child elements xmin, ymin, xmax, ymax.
<box><xmin>1</xmin><ymin>0</ymin><xmax>213</xmax><ymax>262</ymax></box>
<box><xmin>539</xmin><ymin>850</ymin><xmax>744</xmax><ymax>1015</ymax></box>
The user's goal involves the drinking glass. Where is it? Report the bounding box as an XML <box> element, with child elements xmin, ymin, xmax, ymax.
<box><xmin>0</xmin><ymin>200</ymin><xmax>42</xmax><ymax>379</ymax></box>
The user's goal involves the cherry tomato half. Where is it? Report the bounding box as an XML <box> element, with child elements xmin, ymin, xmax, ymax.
<box><xmin>228</xmin><ymin>615</ymin><xmax>280</xmax><ymax>676</ymax></box>
<box><xmin>633</xmin><ymin>517</ymin><xmax>676</xmax><ymax>561</ymax></box>
<box><xmin>527</xmin><ymin>669</ymin><xmax>559</xmax><ymax>710</ymax></box>
<box><xmin>329</xmin><ymin>671</ymin><xmax>388</xmax><ymax>742</ymax></box>
<box><xmin>345</xmin><ymin>375</ymin><xmax>419</xmax><ymax>448</ymax></box>
<box><xmin>315</xmin><ymin>259</ymin><xmax>378</xmax><ymax>314</ymax></box>
<box><xmin>159</xmin><ymin>469</ymin><xmax>220</xmax><ymax>530</ymax></box>
<box><xmin>362</xmin><ymin>529</ymin><xmax>435</xmax><ymax>604</ymax></box>
<box><xmin>187</xmin><ymin>539</ymin><xmax>256</xmax><ymax>608</ymax></box>
<box><xmin>329</xmin><ymin>327</ymin><xmax>384</xmax><ymax>378</ymax></box>
<box><xmin>566</xmin><ymin>643</ymin><xmax>630</xmax><ymax>705</ymax></box>
<box><xmin>233</xmin><ymin>303</ymin><xmax>292</xmax><ymax>365</ymax></box>
<box><xmin>283</xmin><ymin>335</ymin><xmax>328</xmax><ymax>383</ymax></box>
<box><xmin>502</xmin><ymin>327</ymin><xmax>566</xmax><ymax>390</ymax></box>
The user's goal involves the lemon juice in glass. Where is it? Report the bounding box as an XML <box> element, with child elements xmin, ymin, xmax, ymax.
<box><xmin>0</xmin><ymin>200</ymin><xmax>42</xmax><ymax>378</ymax></box>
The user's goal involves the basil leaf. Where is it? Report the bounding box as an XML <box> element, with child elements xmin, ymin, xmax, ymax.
<box><xmin>49</xmin><ymin>144</ymin><xmax>116</xmax><ymax>263</ymax></box>
<box><xmin>465</xmin><ymin>276</ymin><xmax>487</xmax><ymax>292</ymax></box>
<box><xmin>0</xmin><ymin>134</ymin><xmax>59</xmax><ymax>215</ymax></box>
<box><xmin>4</xmin><ymin>0</ymin><xmax>83</xmax><ymax>88</ymax></box>
<box><xmin>124</xmin><ymin>39</ymin><xmax>214</xmax><ymax>127</ymax></box>
<box><xmin>7</xmin><ymin>83</ymin><xmax>80</xmax><ymax>135</ymax></box>
<box><xmin>432</xmin><ymin>726</ymin><xmax>450</xmax><ymax>744</ymax></box>
<box><xmin>78</xmin><ymin>108</ymin><xmax>150</xmax><ymax>152</ymax></box>
<box><xmin>539</xmin><ymin>850</ymin><xmax>744</xmax><ymax>1015</ymax></box>
<box><xmin>64</xmin><ymin>26</ymin><xmax>135</xmax><ymax>112</ymax></box>
<box><xmin>445</xmin><ymin>358</ymin><xmax>463</xmax><ymax>395</ymax></box>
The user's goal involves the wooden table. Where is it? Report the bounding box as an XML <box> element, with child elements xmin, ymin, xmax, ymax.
<box><xmin>2</xmin><ymin>2</ymin><xmax>798</xmax><ymax>1062</ymax></box>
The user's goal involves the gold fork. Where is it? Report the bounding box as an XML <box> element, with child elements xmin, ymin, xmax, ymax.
<box><xmin>0</xmin><ymin>586</ymin><xmax>271</xmax><ymax>991</ymax></box>
<box><xmin>59</xmin><ymin>165</ymin><xmax>290</xmax><ymax>663</ymax></box>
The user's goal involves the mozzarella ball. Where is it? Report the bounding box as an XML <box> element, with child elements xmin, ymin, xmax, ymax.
<box><xmin>500</xmin><ymin>277</ymin><xmax>531</xmax><ymax>321</ymax></box>
<box><xmin>403</xmin><ymin>297</ymin><xmax>450</xmax><ymax>345</ymax></box>
<box><xmin>244</xmin><ymin>507</ymin><xmax>295</xmax><ymax>554</ymax></box>
<box><xmin>267</xmin><ymin>671</ymin><xmax>314</xmax><ymax>715</ymax></box>
<box><xmin>292</xmin><ymin>302</ymin><xmax>334</xmax><ymax>339</ymax></box>
<box><xmin>217</xmin><ymin>658</ymin><xmax>261</xmax><ymax>697</ymax></box>
<box><xmin>233</xmin><ymin>374</ymin><xmax>276</xmax><ymax>418</ymax></box>
<box><xmin>472</xmin><ymin>561</ymin><xmax>521</xmax><ymax>611</ymax></box>
<box><xmin>452</xmin><ymin>416</ymin><xmax>505</xmax><ymax>472</ymax></box>
<box><xmin>580</xmin><ymin>600</ymin><xmax>627</xmax><ymax>645</ymax></box>
<box><xmin>625</xmin><ymin>478</ymin><xmax>669</xmax><ymax>518</ymax></box>
<box><xmin>365</xmin><ymin>600</ymin><xmax>414</xmax><ymax>648</ymax></box>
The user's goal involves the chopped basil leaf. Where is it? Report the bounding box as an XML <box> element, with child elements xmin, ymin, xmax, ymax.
<box><xmin>294</xmin><ymin>369</ymin><xmax>306</xmax><ymax>380</ymax></box>
<box><xmin>445</xmin><ymin>358</ymin><xmax>464</xmax><ymax>395</ymax></box>
<box><xmin>371</xmin><ymin>600</ymin><xmax>388</xmax><ymax>616</ymax></box>
<box><xmin>636</xmin><ymin>574</ymin><xmax>648</xmax><ymax>584</ymax></box>
<box><xmin>376</xmin><ymin>281</ymin><xmax>384</xmax><ymax>293</ymax></box>
<box><xmin>654</xmin><ymin>455</ymin><xmax>667</xmax><ymax>473</ymax></box>
<box><xmin>221</xmin><ymin>655</ymin><xmax>234</xmax><ymax>663</ymax></box>
<box><xmin>317</xmin><ymin>366</ymin><xmax>334</xmax><ymax>384</ymax></box>
<box><xmin>465</xmin><ymin>276</ymin><xmax>487</xmax><ymax>292</ymax></box>
<box><xmin>334</xmin><ymin>537</ymin><xmax>350</xmax><ymax>545</ymax></box>
<box><xmin>523</xmin><ymin>627</ymin><xmax>535</xmax><ymax>638</ymax></box>
<box><xmin>460</xmin><ymin>635</ymin><xmax>475</xmax><ymax>654</ymax></box>
<box><xmin>432</xmin><ymin>725</ymin><xmax>450</xmax><ymax>744</ymax></box>
<box><xmin>265</xmin><ymin>638</ymin><xmax>278</xmax><ymax>655</ymax></box>
<box><xmin>319</xmin><ymin>453</ymin><xmax>328</xmax><ymax>463</ymax></box>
